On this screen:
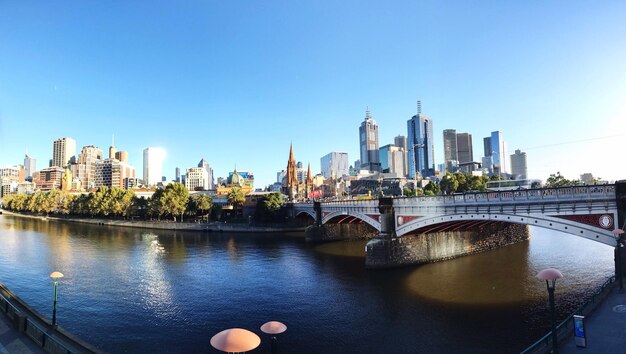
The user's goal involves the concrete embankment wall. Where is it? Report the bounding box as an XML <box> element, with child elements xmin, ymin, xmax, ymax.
<box><xmin>0</xmin><ymin>282</ymin><xmax>103</xmax><ymax>354</ymax></box>
<box><xmin>365</xmin><ymin>223</ymin><xmax>530</xmax><ymax>268</ymax></box>
<box><xmin>305</xmin><ymin>223</ymin><xmax>379</xmax><ymax>242</ymax></box>
<box><xmin>1</xmin><ymin>211</ymin><xmax>305</xmax><ymax>233</ymax></box>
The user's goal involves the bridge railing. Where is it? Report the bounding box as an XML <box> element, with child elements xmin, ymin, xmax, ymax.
<box><xmin>307</xmin><ymin>184</ymin><xmax>615</xmax><ymax>207</ymax></box>
<box><xmin>395</xmin><ymin>184</ymin><xmax>615</xmax><ymax>206</ymax></box>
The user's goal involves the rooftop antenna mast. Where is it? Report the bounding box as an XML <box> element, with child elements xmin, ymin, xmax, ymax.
<box><xmin>417</xmin><ymin>100</ymin><xmax>422</xmax><ymax>115</ymax></box>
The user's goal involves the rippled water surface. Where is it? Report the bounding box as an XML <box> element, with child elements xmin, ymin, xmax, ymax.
<box><xmin>0</xmin><ymin>215</ymin><xmax>615</xmax><ymax>353</ymax></box>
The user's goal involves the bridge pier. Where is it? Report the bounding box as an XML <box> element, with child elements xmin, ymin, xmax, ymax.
<box><xmin>365</xmin><ymin>223</ymin><xmax>530</xmax><ymax>269</ymax></box>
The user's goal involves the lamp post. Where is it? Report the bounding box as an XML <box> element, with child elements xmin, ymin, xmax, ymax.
<box><xmin>537</xmin><ymin>268</ymin><xmax>563</xmax><ymax>354</ymax></box>
<box><xmin>613</xmin><ymin>229</ymin><xmax>625</xmax><ymax>292</ymax></box>
<box><xmin>260</xmin><ymin>321</ymin><xmax>287</xmax><ymax>354</ymax></box>
<box><xmin>49</xmin><ymin>271</ymin><xmax>64</xmax><ymax>327</ymax></box>
<box><xmin>210</xmin><ymin>328</ymin><xmax>260</xmax><ymax>354</ymax></box>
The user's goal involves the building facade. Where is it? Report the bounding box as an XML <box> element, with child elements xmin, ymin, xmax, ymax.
<box><xmin>359</xmin><ymin>109</ymin><xmax>380</xmax><ymax>172</ymax></box>
<box><xmin>456</xmin><ymin>133</ymin><xmax>473</xmax><ymax>164</ymax></box>
<box><xmin>394</xmin><ymin>135</ymin><xmax>408</xmax><ymax>177</ymax></box>
<box><xmin>24</xmin><ymin>154</ymin><xmax>36</xmax><ymax>179</ymax></box>
<box><xmin>143</xmin><ymin>147</ymin><xmax>166</xmax><ymax>186</ymax></box>
<box><xmin>74</xmin><ymin>145</ymin><xmax>103</xmax><ymax>190</ymax></box>
<box><xmin>443</xmin><ymin>129</ymin><xmax>458</xmax><ymax>169</ymax></box>
<box><xmin>94</xmin><ymin>159</ymin><xmax>136</xmax><ymax>189</ymax></box>
<box><xmin>198</xmin><ymin>158</ymin><xmax>214</xmax><ymax>189</ymax></box>
<box><xmin>488</xmin><ymin>131</ymin><xmax>508</xmax><ymax>175</ymax></box>
<box><xmin>510</xmin><ymin>149</ymin><xmax>528</xmax><ymax>180</ymax></box>
<box><xmin>407</xmin><ymin>112</ymin><xmax>434</xmax><ymax>178</ymax></box>
<box><xmin>185</xmin><ymin>167</ymin><xmax>209</xmax><ymax>191</ymax></box>
<box><xmin>37</xmin><ymin>167</ymin><xmax>64</xmax><ymax>190</ymax></box>
<box><xmin>379</xmin><ymin>145</ymin><xmax>405</xmax><ymax>176</ymax></box>
<box><xmin>320</xmin><ymin>152</ymin><xmax>349</xmax><ymax>179</ymax></box>
<box><xmin>52</xmin><ymin>137</ymin><xmax>76</xmax><ymax>168</ymax></box>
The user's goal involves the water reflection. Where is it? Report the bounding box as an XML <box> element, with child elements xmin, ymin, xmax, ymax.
<box><xmin>0</xmin><ymin>215</ymin><xmax>616</xmax><ymax>354</ymax></box>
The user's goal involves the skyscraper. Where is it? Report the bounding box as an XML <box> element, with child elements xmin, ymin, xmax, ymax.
<box><xmin>52</xmin><ymin>137</ymin><xmax>76</xmax><ymax>168</ymax></box>
<box><xmin>197</xmin><ymin>158</ymin><xmax>214</xmax><ymax>189</ymax></box>
<box><xmin>489</xmin><ymin>131</ymin><xmax>508</xmax><ymax>175</ymax></box>
<box><xmin>359</xmin><ymin>108</ymin><xmax>380</xmax><ymax>172</ymax></box>
<box><xmin>407</xmin><ymin>104</ymin><xmax>434</xmax><ymax>178</ymax></box>
<box><xmin>510</xmin><ymin>149</ymin><xmax>528</xmax><ymax>180</ymax></box>
<box><xmin>443</xmin><ymin>129</ymin><xmax>458</xmax><ymax>172</ymax></box>
<box><xmin>456</xmin><ymin>133</ymin><xmax>473</xmax><ymax>164</ymax></box>
<box><xmin>143</xmin><ymin>147</ymin><xmax>166</xmax><ymax>186</ymax></box>
<box><xmin>24</xmin><ymin>154</ymin><xmax>36</xmax><ymax>178</ymax></box>
<box><xmin>320</xmin><ymin>152</ymin><xmax>349</xmax><ymax>179</ymax></box>
<box><xmin>394</xmin><ymin>135</ymin><xmax>408</xmax><ymax>177</ymax></box>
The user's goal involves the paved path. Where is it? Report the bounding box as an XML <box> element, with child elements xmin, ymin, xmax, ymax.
<box><xmin>560</xmin><ymin>285</ymin><xmax>626</xmax><ymax>353</ymax></box>
<box><xmin>0</xmin><ymin>312</ymin><xmax>43</xmax><ymax>354</ymax></box>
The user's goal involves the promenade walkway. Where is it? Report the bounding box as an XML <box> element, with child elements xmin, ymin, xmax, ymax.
<box><xmin>560</xmin><ymin>285</ymin><xmax>626</xmax><ymax>353</ymax></box>
<box><xmin>0</xmin><ymin>312</ymin><xmax>43</xmax><ymax>354</ymax></box>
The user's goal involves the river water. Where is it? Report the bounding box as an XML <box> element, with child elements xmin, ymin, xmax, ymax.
<box><xmin>0</xmin><ymin>215</ymin><xmax>615</xmax><ymax>353</ymax></box>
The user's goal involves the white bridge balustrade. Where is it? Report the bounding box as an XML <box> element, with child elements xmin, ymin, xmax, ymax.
<box><xmin>290</xmin><ymin>183</ymin><xmax>625</xmax><ymax>247</ymax></box>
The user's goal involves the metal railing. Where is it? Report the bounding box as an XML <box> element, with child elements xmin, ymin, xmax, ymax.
<box><xmin>520</xmin><ymin>275</ymin><xmax>616</xmax><ymax>354</ymax></box>
<box><xmin>309</xmin><ymin>184</ymin><xmax>616</xmax><ymax>207</ymax></box>
<box><xmin>0</xmin><ymin>283</ymin><xmax>101</xmax><ymax>354</ymax></box>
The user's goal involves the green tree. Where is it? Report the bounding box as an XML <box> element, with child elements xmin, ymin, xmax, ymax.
<box><xmin>454</xmin><ymin>173</ymin><xmax>469</xmax><ymax>193</ymax></box>
<box><xmin>131</xmin><ymin>196</ymin><xmax>149</xmax><ymax>220</ymax></box>
<box><xmin>193</xmin><ymin>194</ymin><xmax>213</xmax><ymax>217</ymax></box>
<box><xmin>468</xmin><ymin>175</ymin><xmax>487</xmax><ymax>192</ymax></box>
<box><xmin>149</xmin><ymin>189</ymin><xmax>165</xmax><ymax>220</ymax></box>
<box><xmin>403</xmin><ymin>187</ymin><xmax>416</xmax><ymax>197</ymax></box>
<box><xmin>255</xmin><ymin>193</ymin><xmax>284</xmax><ymax>221</ymax></box>
<box><xmin>161</xmin><ymin>183</ymin><xmax>189</xmax><ymax>221</ymax></box>
<box><xmin>545</xmin><ymin>172</ymin><xmax>571</xmax><ymax>188</ymax></box>
<box><xmin>423</xmin><ymin>181</ymin><xmax>440</xmax><ymax>196</ymax></box>
<box><xmin>227</xmin><ymin>188</ymin><xmax>245</xmax><ymax>206</ymax></box>
<box><xmin>439</xmin><ymin>173</ymin><xmax>459</xmax><ymax>195</ymax></box>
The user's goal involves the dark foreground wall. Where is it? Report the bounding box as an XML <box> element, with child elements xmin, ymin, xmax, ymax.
<box><xmin>365</xmin><ymin>223</ymin><xmax>530</xmax><ymax>269</ymax></box>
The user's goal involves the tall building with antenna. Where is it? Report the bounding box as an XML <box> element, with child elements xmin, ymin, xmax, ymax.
<box><xmin>407</xmin><ymin>101</ymin><xmax>435</xmax><ymax>178</ymax></box>
<box><xmin>359</xmin><ymin>107</ymin><xmax>380</xmax><ymax>172</ymax></box>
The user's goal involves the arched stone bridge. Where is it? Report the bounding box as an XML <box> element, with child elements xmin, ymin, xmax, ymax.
<box><xmin>292</xmin><ymin>183</ymin><xmax>625</xmax><ymax>246</ymax></box>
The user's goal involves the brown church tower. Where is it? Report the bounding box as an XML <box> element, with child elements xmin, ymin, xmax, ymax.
<box><xmin>284</xmin><ymin>144</ymin><xmax>299</xmax><ymax>200</ymax></box>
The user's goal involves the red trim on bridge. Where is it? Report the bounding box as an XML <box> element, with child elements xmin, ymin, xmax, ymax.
<box><xmin>552</xmin><ymin>213</ymin><xmax>614</xmax><ymax>229</ymax></box>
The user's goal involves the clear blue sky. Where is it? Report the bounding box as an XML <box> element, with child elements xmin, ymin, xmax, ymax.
<box><xmin>1</xmin><ymin>1</ymin><xmax>625</xmax><ymax>187</ymax></box>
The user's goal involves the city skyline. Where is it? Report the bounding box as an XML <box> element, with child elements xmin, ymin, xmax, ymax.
<box><xmin>1</xmin><ymin>1</ymin><xmax>625</xmax><ymax>187</ymax></box>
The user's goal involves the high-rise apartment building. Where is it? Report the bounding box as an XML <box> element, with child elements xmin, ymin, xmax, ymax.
<box><xmin>456</xmin><ymin>133</ymin><xmax>473</xmax><ymax>164</ymax></box>
<box><xmin>185</xmin><ymin>167</ymin><xmax>209</xmax><ymax>191</ymax></box>
<box><xmin>197</xmin><ymin>158</ymin><xmax>214</xmax><ymax>189</ymax></box>
<box><xmin>175</xmin><ymin>167</ymin><xmax>181</xmax><ymax>183</ymax></box>
<box><xmin>52</xmin><ymin>137</ymin><xmax>76</xmax><ymax>168</ymax></box>
<box><xmin>73</xmin><ymin>145</ymin><xmax>103</xmax><ymax>190</ymax></box>
<box><xmin>510</xmin><ymin>149</ymin><xmax>527</xmax><ymax>180</ymax></box>
<box><xmin>320</xmin><ymin>152</ymin><xmax>349</xmax><ymax>179</ymax></box>
<box><xmin>394</xmin><ymin>135</ymin><xmax>408</xmax><ymax>177</ymax></box>
<box><xmin>143</xmin><ymin>147</ymin><xmax>166</xmax><ymax>186</ymax></box>
<box><xmin>407</xmin><ymin>106</ymin><xmax>434</xmax><ymax>178</ymax></box>
<box><xmin>379</xmin><ymin>145</ymin><xmax>405</xmax><ymax>176</ymax></box>
<box><xmin>359</xmin><ymin>109</ymin><xmax>380</xmax><ymax>172</ymax></box>
<box><xmin>24</xmin><ymin>154</ymin><xmax>36</xmax><ymax>178</ymax></box>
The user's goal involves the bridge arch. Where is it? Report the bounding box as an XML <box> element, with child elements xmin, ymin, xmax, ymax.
<box><xmin>396</xmin><ymin>212</ymin><xmax>618</xmax><ymax>246</ymax></box>
<box><xmin>295</xmin><ymin>210</ymin><xmax>316</xmax><ymax>220</ymax></box>
<box><xmin>322</xmin><ymin>210</ymin><xmax>381</xmax><ymax>231</ymax></box>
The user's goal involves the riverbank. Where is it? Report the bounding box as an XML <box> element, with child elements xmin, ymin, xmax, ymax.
<box><xmin>0</xmin><ymin>210</ymin><xmax>306</xmax><ymax>233</ymax></box>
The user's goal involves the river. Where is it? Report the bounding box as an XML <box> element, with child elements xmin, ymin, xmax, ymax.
<box><xmin>0</xmin><ymin>214</ymin><xmax>615</xmax><ymax>353</ymax></box>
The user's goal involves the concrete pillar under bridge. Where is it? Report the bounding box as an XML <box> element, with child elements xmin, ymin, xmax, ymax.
<box><xmin>365</xmin><ymin>222</ymin><xmax>530</xmax><ymax>269</ymax></box>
